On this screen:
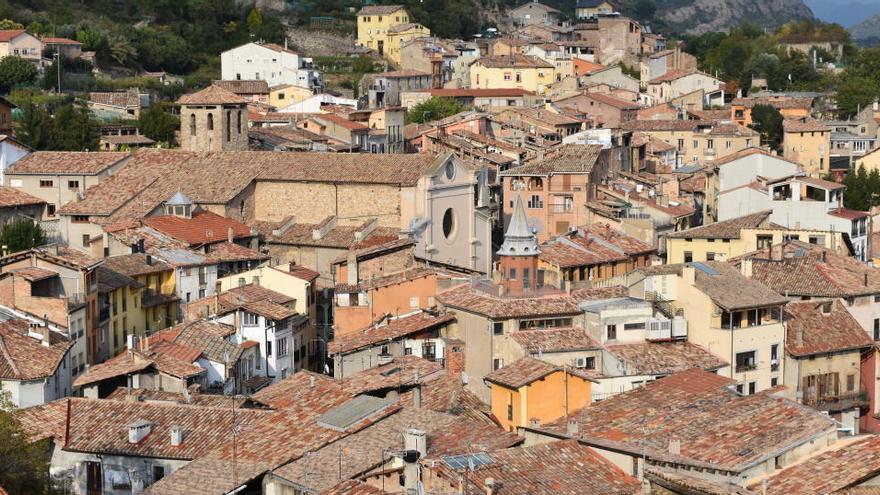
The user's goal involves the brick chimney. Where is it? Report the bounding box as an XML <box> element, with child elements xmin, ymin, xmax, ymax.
<box><xmin>445</xmin><ymin>339</ymin><xmax>466</xmax><ymax>381</ymax></box>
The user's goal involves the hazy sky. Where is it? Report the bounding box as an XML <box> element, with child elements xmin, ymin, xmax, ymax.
<box><xmin>805</xmin><ymin>0</ymin><xmax>880</xmax><ymax>26</ymax></box>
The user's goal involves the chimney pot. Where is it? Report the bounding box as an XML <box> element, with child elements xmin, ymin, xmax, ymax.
<box><xmin>566</xmin><ymin>419</ymin><xmax>578</xmax><ymax>436</ymax></box>
<box><xmin>309</xmin><ymin>375</ymin><xmax>316</xmax><ymax>388</ymax></box>
<box><xmin>227</xmin><ymin>226</ymin><xmax>234</xmax><ymax>244</ymax></box>
<box><xmin>668</xmin><ymin>438</ymin><xmax>681</xmax><ymax>455</ymax></box>
<box><xmin>170</xmin><ymin>425</ymin><xmax>182</xmax><ymax>446</ymax></box>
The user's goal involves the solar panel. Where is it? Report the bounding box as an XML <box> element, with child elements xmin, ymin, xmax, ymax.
<box><xmin>441</xmin><ymin>452</ymin><xmax>493</xmax><ymax>470</ymax></box>
<box><xmin>691</xmin><ymin>262</ymin><xmax>718</xmax><ymax>276</ymax></box>
<box><xmin>317</xmin><ymin>395</ymin><xmax>392</xmax><ymax>432</ymax></box>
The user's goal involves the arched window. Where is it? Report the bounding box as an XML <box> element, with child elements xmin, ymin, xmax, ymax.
<box><xmin>237</xmin><ymin>111</ymin><xmax>242</xmax><ymax>134</ymax></box>
<box><xmin>189</xmin><ymin>114</ymin><xmax>196</xmax><ymax>136</ymax></box>
<box><xmin>207</xmin><ymin>113</ymin><xmax>214</xmax><ymax>131</ymax></box>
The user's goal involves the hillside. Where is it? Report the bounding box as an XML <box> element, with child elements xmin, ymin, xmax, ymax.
<box><xmin>849</xmin><ymin>14</ymin><xmax>880</xmax><ymax>46</ymax></box>
<box><xmin>613</xmin><ymin>0</ymin><xmax>815</xmax><ymax>35</ymax></box>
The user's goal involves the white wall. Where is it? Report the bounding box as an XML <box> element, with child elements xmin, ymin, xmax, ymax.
<box><xmin>0</xmin><ymin>140</ymin><xmax>30</xmax><ymax>185</ymax></box>
<box><xmin>221</xmin><ymin>42</ymin><xmax>321</xmax><ymax>89</ymax></box>
<box><xmin>718</xmin><ymin>154</ymin><xmax>801</xmax><ymax>192</ymax></box>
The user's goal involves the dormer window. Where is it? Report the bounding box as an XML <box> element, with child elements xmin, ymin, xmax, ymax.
<box><xmin>164</xmin><ymin>192</ymin><xmax>194</xmax><ymax>219</ymax></box>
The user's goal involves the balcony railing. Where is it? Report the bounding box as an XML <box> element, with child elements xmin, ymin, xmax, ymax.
<box><xmin>735</xmin><ymin>363</ymin><xmax>757</xmax><ymax>373</ymax></box>
<box><xmin>803</xmin><ymin>388</ymin><xmax>868</xmax><ymax>410</ymax></box>
<box><xmin>141</xmin><ymin>288</ymin><xmax>179</xmax><ymax>308</ymax></box>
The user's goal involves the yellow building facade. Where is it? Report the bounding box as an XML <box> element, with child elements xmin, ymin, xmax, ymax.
<box><xmin>667</xmin><ymin>226</ymin><xmax>847</xmax><ymax>265</ymax></box>
<box><xmin>356</xmin><ymin>5</ymin><xmax>430</xmax><ymax>64</ymax></box>
<box><xmin>783</xmin><ymin>118</ymin><xmax>831</xmax><ymax>177</ymax></box>
<box><xmin>469</xmin><ymin>55</ymin><xmax>556</xmax><ymax>95</ymax></box>
<box><xmin>486</xmin><ymin>359</ymin><xmax>593</xmax><ymax>433</ymax></box>
<box><xmin>269</xmin><ymin>84</ymin><xmax>313</xmax><ymax>109</ymax></box>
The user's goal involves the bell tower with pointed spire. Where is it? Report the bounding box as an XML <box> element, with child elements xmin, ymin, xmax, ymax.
<box><xmin>498</xmin><ymin>193</ymin><xmax>539</xmax><ymax>294</ymax></box>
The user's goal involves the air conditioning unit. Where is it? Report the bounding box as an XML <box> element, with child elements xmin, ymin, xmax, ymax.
<box><xmin>575</xmin><ymin>357</ymin><xmax>587</xmax><ymax>368</ymax></box>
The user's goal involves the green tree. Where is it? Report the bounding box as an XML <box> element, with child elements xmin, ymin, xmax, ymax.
<box><xmin>246</xmin><ymin>8</ymin><xmax>264</xmax><ymax>32</ymax></box>
<box><xmin>406</xmin><ymin>97</ymin><xmax>466</xmax><ymax>124</ymax></box>
<box><xmin>749</xmin><ymin>104</ymin><xmax>784</xmax><ymax>152</ymax></box>
<box><xmin>843</xmin><ymin>165</ymin><xmax>871</xmax><ymax>210</ymax></box>
<box><xmin>0</xmin><ymin>19</ymin><xmax>23</xmax><ymax>30</ymax></box>
<box><xmin>837</xmin><ymin>75</ymin><xmax>876</xmax><ymax>117</ymax></box>
<box><xmin>12</xmin><ymin>101</ymin><xmax>52</xmax><ymax>150</ymax></box>
<box><xmin>107</xmin><ymin>34</ymin><xmax>138</xmax><ymax>67</ymax></box>
<box><xmin>76</xmin><ymin>29</ymin><xmax>105</xmax><ymax>52</ymax></box>
<box><xmin>51</xmin><ymin>103</ymin><xmax>100</xmax><ymax>151</ymax></box>
<box><xmin>41</xmin><ymin>59</ymin><xmax>63</xmax><ymax>92</ymax></box>
<box><xmin>0</xmin><ymin>56</ymin><xmax>37</xmax><ymax>93</ymax></box>
<box><xmin>0</xmin><ymin>218</ymin><xmax>46</xmax><ymax>252</ymax></box>
<box><xmin>138</xmin><ymin>104</ymin><xmax>180</xmax><ymax>145</ymax></box>
<box><xmin>0</xmin><ymin>387</ymin><xmax>54</xmax><ymax>494</ymax></box>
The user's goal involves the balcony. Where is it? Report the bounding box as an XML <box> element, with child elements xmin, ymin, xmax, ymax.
<box><xmin>141</xmin><ymin>288</ymin><xmax>179</xmax><ymax>309</ymax></box>
<box><xmin>803</xmin><ymin>388</ymin><xmax>868</xmax><ymax>411</ymax></box>
<box><xmin>735</xmin><ymin>363</ymin><xmax>757</xmax><ymax>373</ymax></box>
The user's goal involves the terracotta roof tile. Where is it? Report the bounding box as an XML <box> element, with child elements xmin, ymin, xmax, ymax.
<box><xmin>330</xmin><ymin>310</ymin><xmax>455</xmax><ymax>354</ymax></box>
<box><xmin>335</xmin><ymin>267</ymin><xmax>436</xmax><ymax>293</ymax></box>
<box><xmin>0</xmin><ymin>186</ymin><xmax>45</xmax><ymax>207</ymax></box>
<box><xmin>323</xmin><ymin>481</ymin><xmax>390</xmax><ymax>495</ymax></box>
<box><xmin>569</xmin><ymin>285</ymin><xmax>629</xmax><ymax>301</ymax></box>
<box><xmin>473</xmin><ymin>54</ymin><xmax>554</xmax><ymax>69</ymax></box>
<box><xmin>484</xmin><ymin>356</ymin><xmax>566</xmax><ymax>388</ymax></box>
<box><xmin>784</xmin><ymin>299</ymin><xmax>873</xmax><ymax>357</ymax></box>
<box><xmin>604</xmin><ymin>341</ymin><xmax>727</xmax><ymax>375</ymax></box>
<box><xmin>89</xmin><ymin>90</ymin><xmax>140</xmax><ymax>108</ymax></box>
<box><xmin>501</xmin><ymin>144</ymin><xmax>602</xmax><ymax>176</ymax></box>
<box><xmin>783</xmin><ymin>116</ymin><xmax>830</xmax><ymax>133</ymax></box>
<box><xmin>737</xmin><ymin>240</ymin><xmax>880</xmax><ymax>297</ymax></box>
<box><xmin>510</xmin><ymin>327</ymin><xmax>601</xmax><ymax>354</ymax></box>
<box><xmin>8</xmin><ymin>151</ymin><xmax>129</xmax><ymax>175</ymax></box>
<box><xmin>732</xmin><ymin>96</ymin><xmax>814</xmax><ymax>110</ymax></box>
<box><xmin>142</xmin><ymin>211</ymin><xmax>252</xmax><ymax>246</ymax></box>
<box><xmin>254</xmin><ymin>217</ymin><xmax>401</xmax><ymax>249</ymax></box>
<box><xmin>0</xmin><ymin>29</ymin><xmax>27</xmax><ymax>42</ymax></box>
<box><xmin>667</xmin><ymin>210</ymin><xmax>772</xmax><ymax>239</ymax></box>
<box><xmin>755</xmin><ymin>435</ymin><xmax>880</xmax><ymax>494</ymax></box>
<box><xmin>211</xmin><ymin>79</ymin><xmax>269</xmax><ymax>95</ymax></box>
<box><xmin>437</xmin><ymin>283</ymin><xmax>582</xmax><ymax>319</ymax></box>
<box><xmin>438</xmin><ymin>440</ymin><xmax>640</xmax><ymax>495</ymax></box>
<box><xmin>356</xmin><ymin>4</ymin><xmax>405</xmax><ymax>15</ymax></box>
<box><xmin>104</xmin><ymin>387</ymin><xmax>248</xmax><ymax>408</ymax></box>
<box><xmin>177</xmin><ymin>85</ymin><xmax>247</xmax><ymax>105</ymax></box>
<box><xmin>0</xmin><ymin>320</ymin><xmax>71</xmax><ymax>381</ymax></box>
<box><xmin>540</xmin><ymin>369</ymin><xmax>836</xmax><ymax>472</ymax></box>
<box><xmin>100</xmin><ymin>253</ymin><xmax>173</xmax><ymax>276</ymax></box>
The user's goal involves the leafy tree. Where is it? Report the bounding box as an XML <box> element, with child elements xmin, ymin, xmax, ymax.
<box><xmin>138</xmin><ymin>104</ymin><xmax>180</xmax><ymax>145</ymax></box>
<box><xmin>12</xmin><ymin>101</ymin><xmax>51</xmax><ymax>150</ymax></box>
<box><xmin>837</xmin><ymin>75</ymin><xmax>877</xmax><ymax>117</ymax></box>
<box><xmin>50</xmin><ymin>103</ymin><xmax>100</xmax><ymax>151</ymax></box>
<box><xmin>842</xmin><ymin>165</ymin><xmax>872</xmax><ymax>211</ymax></box>
<box><xmin>76</xmin><ymin>29</ymin><xmax>105</xmax><ymax>52</ymax></box>
<box><xmin>407</xmin><ymin>97</ymin><xmax>466</xmax><ymax>124</ymax></box>
<box><xmin>107</xmin><ymin>34</ymin><xmax>138</xmax><ymax>67</ymax></box>
<box><xmin>749</xmin><ymin>104</ymin><xmax>784</xmax><ymax>152</ymax></box>
<box><xmin>0</xmin><ymin>387</ymin><xmax>55</xmax><ymax>495</ymax></box>
<box><xmin>41</xmin><ymin>59</ymin><xmax>64</xmax><ymax>92</ymax></box>
<box><xmin>0</xmin><ymin>18</ymin><xmax>22</xmax><ymax>30</ymax></box>
<box><xmin>0</xmin><ymin>218</ymin><xmax>46</xmax><ymax>252</ymax></box>
<box><xmin>246</xmin><ymin>8</ymin><xmax>263</xmax><ymax>32</ymax></box>
<box><xmin>0</xmin><ymin>56</ymin><xmax>37</xmax><ymax>93</ymax></box>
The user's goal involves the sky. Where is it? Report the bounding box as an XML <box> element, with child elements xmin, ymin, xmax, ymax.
<box><xmin>805</xmin><ymin>0</ymin><xmax>880</xmax><ymax>27</ymax></box>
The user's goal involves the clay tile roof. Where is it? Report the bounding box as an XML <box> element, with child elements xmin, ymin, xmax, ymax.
<box><xmin>621</xmin><ymin>119</ymin><xmax>710</xmax><ymax>132</ymax></box>
<box><xmin>335</xmin><ymin>267</ymin><xmax>436</xmax><ymax>293</ymax></box>
<box><xmin>484</xmin><ymin>356</ymin><xmax>563</xmax><ymax>388</ymax></box>
<box><xmin>310</xmin><ymin>113</ymin><xmax>369</xmax><ymax>131</ymax></box>
<box><xmin>437</xmin><ymin>283</ymin><xmax>582</xmax><ymax>319</ymax></box>
<box><xmin>423</xmin><ymin>88</ymin><xmax>536</xmax><ymax>98</ymax></box>
<box><xmin>282</xmin><ymin>264</ymin><xmax>320</xmax><ymax>282</ymax></box>
<box><xmin>177</xmin><ymin>85</ymin><xmax>247</xmax><ymax>105</ymax></box>
<box><xmin>541</xmin><ymin>368</ymin><xmax>836</xmax><ymax>472</ymax></box>
<box><xmin>148</xmin><ymin>320</ymin><xmax>239</xmax><ymax>364</ymax></box>
<box><xmin>18</xmin><ymin>397</ymin><xmax>270</xmax><ymax>461</ymax></box>
<box><xmin>0</xmin><ymin>321</ymin><xmax>71</xmax><ymax>381</ymax></box>
<box><xmin>10</xmin><ymin>266</ymin><xmax>58</xmax><ymax>282</ymax></box>
<box><xmin>7</xmin><ymin>151</ymin><xmax>129</xmax><ymax>175</ymax></box>
<box><xmin>732</xmin><ymin>96</ymin><xmax>814</xmax><ymax>110</ymax></box>
<box><xmin>784</xmin><ymin>299</ymin><xmax>873</xmax><ymax>357</ymax></box>
<box><xmin>89</xmin><ymin>90</ymin><xmax>140</xmax><ymax>108</ymax></box>
<box><xmin>324</xmin><ymin>481</ymin><xmax>390</xmax><ymax>495</ymax></box>
<box><xmin>570</xmin><ymin>285</ymin><xmax>629</xmax><ymax>301</ymax></box>
<box><xmin>604</xmin><ymin>341</ymin><xmax>727</xmax><ymax>375</ymax></box>
<box><xmin>649</xmin><ymin>69</ymin><xmax>699</xmax><ymax>83</ymax></box>
<box><xmin>667</xmin><ymin>210</ymin><xmax>772</xmax><ymax>239</ymax></box>
<box><xmin>578</xmin><ymin>92</ymin><xmax>642</xmax><ymax>110</ymax></box>
<box><xmin>248</xmin><ymin>370</ymin><xmax>338</xmax><ymax>409</ymax></box>
<box><xmin>0</xmin><ymin>29</ymin><xmax>27</xmax><ymax>42</ymax></box>
<box><xmin>449</xmin><ymin>440</ymin><xmax>641</xmax><ymax>495</ymax></box>
<box><xmin>100</xmin><ymin>253</ymin><xmax>173</xmax><ymax>277</ymax></box>
<box><xmin>690</xmin><ymin>261</ymin><xmax>789</xmax><ymax>311</ymax></box>
<box><xmin>72</xmin><ymin>351</ymin><xmax>155</xmax><ymax>387</ymax></box>
<box><xmin>42</xmin><ymin>36</ymin><xmax>80</xmax><ymax>45</ymax></box>
<box><xmin>242</xmin><ymin>298</ymin><xmax>299</xmax><ymax>321</ymax></box>
<box><xmin>330</xmin><ymin>311</ymin><xmax>455</xmax><ymax>354</ymax></box>
<box><xmin>0</xmin><ymin>186</ymin><xmax>45</xmax><ymax>208</ymax></box>
<box><xmin>356</xmin><ymin>4</ymin><xmax>405</xmax><ymax>15</ymax></box>
<box><xmin>510</xmin><ymin>326</ymin><xmax>600</xmax><ymax>354</ymax></box>
<box><xmin>472</xmin><ymin>54</ymin><xmax>555</xmax><ymax>69</ymax></box>
<box><xmin>500</xmin><ymin>144</ymin><xmax>602</xmax><ymax>176</ymax></box>
<box><xmin>377</xmin><ymin>69</ymin><xmax>430</xmax><ymax>78</ymax></box>
<box><xmin>203</xmin><ymin>242</ymin><xmax>267</xmax><ymax>263</ymax></box>
<box><xmin>783</xmin><ymin>116</ymin><xmax>830</xmax><ymax>133</ymax></box>
<box><xmin>754</xmin><ymin>435</ymin><xmax>880</xmax><ymax>495</ymax></box>
<box><xmin>211</xmin><ymin>79</ymin><xmax>270</xmax><ymax>95</ymax></box>
<box><xmin>142</xmin><ymin>211</ymin><xmax>252</xmax><ymax>246</ymax></box>
<box><xmin>342</xmin><ymin>355</ymin><xmax>445</xmax><ymax>396</ymax></box>
<box><xmin>739</xmin><ymin>240</ymin><xmax>880</xmax><ymax>297</ymax></box>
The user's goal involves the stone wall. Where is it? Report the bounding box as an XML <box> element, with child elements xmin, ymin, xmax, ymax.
<box><xmin>253</xmin><ymin>180</ymin><xmax>404</xmax><ymax>227</ymax></box>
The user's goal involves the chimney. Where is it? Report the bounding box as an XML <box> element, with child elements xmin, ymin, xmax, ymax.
<box><xmin>128</xmin><ymin>420</ymin><xmax>152</xmax><ymax>444</ymax></box>
<box><xmin>309</xmin><ymin>375</ymin><xmax>316</xmax><ymax>388</ymax></box>
<box><xmin>126</xmin><ymin>334</ymin><xmax>138</xmax><ymax>351</ymax></box>
<box><xmin>740</xmin><ymin>258</ymin><xmax>753</xmax><ymax>278</ymax></box>
<box><xmin>402</xmin><ymin>428</ymin><xmax>426</xmax><ymax>493</ymax></box>
<box><xmin>566</xmin><ymin>419</ymin><xmax>579</xmax><ymax>436</ymax></box>
<box><xmin>682</xmin><ymin>264</ymin><xmax>696</xmax><ymax>285</ymax></box>
<box><xmin>485</xmin><ymin>478</ymin><xmax>497</xmax><ymax>495</ymax></box>
<box><xmin>413</xmin><ymin>384</ymin><xmax>422</xmax><ymax>408</ymax></box>
<box><xmin>170</xmin><ymin>425</ymin><xmax>182</xmax><ymax>446</ymax></box>
<box><xmin>289</xmin><ymin>261</ymin><xmax>297</xmax><ymax>273</ymax></box>
<box><xmin>529</xmin><ymin>418</ymin><xmax>540</xmax><ymax>428</ymax></box>
<box><xmin>404</xmin><ymin>428</ymin><xmax>427</xmax><ymax>458</ymax></box>
<box><xmin>668</xmin><ymin>437</ymin><xmax>681</xmax><ymax>455</ymax></box>
<box><xmin>227</xmin><ymin>226</ymin><xmax>234</xmax><ymax>244</ymax></box>
<box><xmin>445</xmin><ymin>340</ymin><xmax>466</xmax><ymax>381</ymax></box>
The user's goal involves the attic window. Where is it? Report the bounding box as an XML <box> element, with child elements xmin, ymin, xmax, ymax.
<box><xmin>821</xmin><ymin>301</ymin><xmax>832</xmax><ymax>315</ymax></box>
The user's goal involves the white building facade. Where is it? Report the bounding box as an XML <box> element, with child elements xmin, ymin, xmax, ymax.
<box><xmin>220</xmin><ymin>42</ymin><xmax>323</xmax><ymax>91</ymax></box>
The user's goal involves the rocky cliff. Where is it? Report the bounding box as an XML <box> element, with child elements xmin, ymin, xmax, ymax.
<box><xmin>617</xmin><ymin>0</ymin><xmax>815</xmax><ymax>35</ymax></box>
